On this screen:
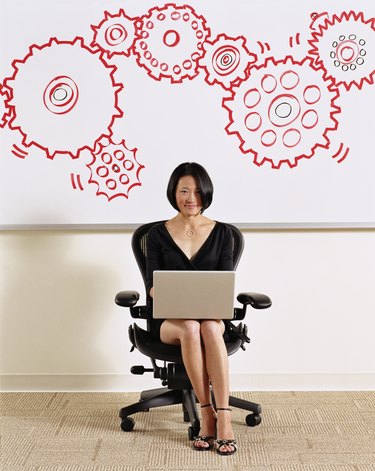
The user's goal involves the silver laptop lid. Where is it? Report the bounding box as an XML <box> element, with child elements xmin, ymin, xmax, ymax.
<box><xmin>153</xmin><ymin>270</ymin><xmax>235</xmax><ymax>320</ymax></box>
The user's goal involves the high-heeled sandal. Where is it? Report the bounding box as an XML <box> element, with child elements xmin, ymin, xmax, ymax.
<box><xmin>192</xmin><ymin>403</ymin><xmax>216</xmax><ymax>451</ymax></box>
<box><xmin>215</xmin><ymin>408</ymin><xmax>237</xmax><ymax>456</ymax></box>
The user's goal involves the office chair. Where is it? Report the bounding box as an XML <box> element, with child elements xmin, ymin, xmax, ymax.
<box><xmin>115</xmin><ymin>221</ymin><xmax>272</xmax><ymax>439</ymax></box>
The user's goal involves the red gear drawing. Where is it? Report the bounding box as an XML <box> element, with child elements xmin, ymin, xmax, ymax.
<box><xmin>133</xmin><ymin>3</ymin><xmax>210</xmax><ymax>83</ymax></box>
<box><xmin>308</xmin><ymin>10</ymin><xmax>375</xmax><ymax>91</ymax></box>
<box><xmin>223</xmin><ymin>55</ymin><xmax>341</xmax><ymax>169</ymax></box>
<box><xmin>309</xmin><ymin>12</ymin><xmax>330</xmax><ymax>31</ymax></box>
<box><xmin>87</xmin><ymin>139</ymin><xmax>144</xmax><ymax>201</ymax></box>
<box><xmin>198</xmin><ymin>34</ymin><xmax>257</xmax><ymax>90</ymax></box>
<box><xmin>4</xmin><ymin>37</ymin><xmax>123</xmax><ymax>159</ymax></box>
<box><xmin>91</xmin><ymin>9</ymin><xmax>137</xmax><ymax>58</ymax></box>
<box><xmin>0</xmin><ymin>84</ymin><xmax>11</xmax><ymax>128</ymax></box>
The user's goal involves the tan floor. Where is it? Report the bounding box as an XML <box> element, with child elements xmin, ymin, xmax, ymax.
<box><xmin>1</xmin><ymin>391</ymin><xmax>374</xmax><ymax>471</ymax></box>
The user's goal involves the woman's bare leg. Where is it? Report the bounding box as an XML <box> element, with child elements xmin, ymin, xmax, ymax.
<box><xmin>200</xmin><ymin>320</ymin><xmax>235</xmax><ymax>453</ymax></box>
<box><xmin>160</xmin><ymin>319</ymin><xmax>216</xmax><ymax>447</ymax></box>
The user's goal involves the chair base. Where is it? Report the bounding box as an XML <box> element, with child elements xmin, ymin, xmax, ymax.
<box><xmin>119</xmin><ymin>387</ymin><xmax>262</xmax><ymax>437</ymax></box>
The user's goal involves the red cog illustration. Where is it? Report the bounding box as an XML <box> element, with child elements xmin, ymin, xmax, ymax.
<box><xmin>309</xmin><ymin>11</ymin><xmax>330</xmax><ymax>31</ymax></box>
<box><xmin>198</xmin><ymin>34</ymin><xmax>257</xmax><ymax>90</ymax></box>
<box><xmin>91</xmin><ymin>9</ymin><xmax>137</xmax><ymax>58</ymax></box>
<box><xmin>87</xmin><ymin>139</ymin><xmax>144</xmax><ymax>201</ymax></box>
<box><xmin>308</xmin><ymin>10</ymin><xmax>375</xmax><ymax>91</ymax></box>
<box><xmin>0</xmin><ymin>84</ymin><xmax>11</xmax><ymax>128</ymax></box>
<box><xmin>4</xmin><ymin>37</ymin><xmax>123</xmax><ymax>159</ymax></box>
<box><xmin>133</xmin><ymin>3</ymin><xmax>211</xmax><ymax>83</ymax></box>
<box><xmin>223</xmin><ymin>55</ymin><xmax>341</xmax><ymax>169</ymax></box>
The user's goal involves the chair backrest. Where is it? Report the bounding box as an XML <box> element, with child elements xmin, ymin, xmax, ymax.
<box><xmin>131</xmin><ymin>221</ymin><xmax>244</xmax><ymax>290</ymax></box>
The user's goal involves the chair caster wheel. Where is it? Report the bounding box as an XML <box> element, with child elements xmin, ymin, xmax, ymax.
<box><xmin>246</xmin><ymin>413</ymin><xmax>261</xmax><ymax>427</ymax></box>
<box><xmin>121</xmin><ymin>417</ymin><xmax>135</xmax><ymax>432</ymax></box>
<box><xmin>188</xmin><ymin>426</ymin><xmax>200</xmax><ymax>441</ymax></box>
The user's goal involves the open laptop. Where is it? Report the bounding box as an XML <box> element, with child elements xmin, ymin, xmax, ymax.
<box><xmin>152</xmin><ymin>270</ymin><xmax>235</xmax><ymax>320</ymax></box>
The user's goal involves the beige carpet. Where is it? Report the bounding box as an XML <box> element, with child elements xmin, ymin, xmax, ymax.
<box><xmin>1</xmin><ymin>391</ymin><xmax>374</xmax><ymax>471</ymax></box>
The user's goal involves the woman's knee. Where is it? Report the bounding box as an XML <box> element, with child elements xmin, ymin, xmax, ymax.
<box><xmin>200</xmin><ymin>320</ymin><xmax>225</xmax><ymax>341</ymax></box>
<box><xmin>160</xmin><ymin>319</ymin><xmax>200</xmax><ymax>345</ymax></box>
<box><xmin>181</xmin><ymin>320</ymin><xmax>202</xmax><ymax>342</ymax></box>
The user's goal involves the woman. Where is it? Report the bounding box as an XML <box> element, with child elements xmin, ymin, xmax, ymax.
<box><xmin>146</xmin><ymin>162</ymin><xmax>237</xmax><ymax>455</ymax></box>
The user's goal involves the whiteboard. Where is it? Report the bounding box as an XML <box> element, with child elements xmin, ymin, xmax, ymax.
<box><xmin>1</xmin><ymin>0</ymin><xmax>374</xmax><ymax>228</ymax></box>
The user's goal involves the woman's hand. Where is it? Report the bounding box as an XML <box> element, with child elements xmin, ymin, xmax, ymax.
<box><xmin>149</xmin><ymin>287</ymin><xmax>154</xmax><ymax>298</ymax></box>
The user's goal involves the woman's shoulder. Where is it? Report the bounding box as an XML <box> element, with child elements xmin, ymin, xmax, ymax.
<box><xmin>205</xmin><ymin>221</ymin><xmax>233</xmax><ymax>245</ymax></box>
<box><xmin>147</xmin><ymin>221</ymin><xmax>167</xmax><ymax>238</ymax></box>
<box><xmin>214</xmin><ymin>221</ymin><xmax>233</xmax><ymax>235</ymax></box>
<box><xmin>148</xmin><ymin>220</ymin><xmax>166</xmax><ymax>230</ymax></box>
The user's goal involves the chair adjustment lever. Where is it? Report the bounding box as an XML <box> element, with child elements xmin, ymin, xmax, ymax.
<box><xmin>130</xmin><ymin>365</ymin><xmax>154</xmax><ymax>375</ymax></box>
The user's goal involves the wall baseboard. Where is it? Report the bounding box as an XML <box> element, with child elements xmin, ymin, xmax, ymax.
<box><xmin>1</xmin><ymin>374</ymin><xmax>374</xmax><ymax>392</ymax></box>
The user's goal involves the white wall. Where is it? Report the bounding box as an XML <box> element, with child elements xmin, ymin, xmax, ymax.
<box><xmin>1</xmin><ymin>229</ymin><xmax>374</xmax><ymax>391</ymax></box>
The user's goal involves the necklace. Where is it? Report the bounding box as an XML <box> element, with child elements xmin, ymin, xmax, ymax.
<box><xmin>175</xmin><ymin>215</ymin><xmax>202</xmax><ymax>237</ymax></box>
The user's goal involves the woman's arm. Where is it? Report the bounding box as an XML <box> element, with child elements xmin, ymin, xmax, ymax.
<box><xmin>145</xmin><ymin>227</ymin><xmax>162</xmax><ymax>298</ymax></box>
<box><xmin>219</xmin><ymin>225</ymin><xmax>235</xmax><ymax>271</ymax></box>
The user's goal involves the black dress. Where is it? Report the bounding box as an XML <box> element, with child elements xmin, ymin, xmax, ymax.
<box><xmin>146</xmin><ymin>221</ymin><xmax>234</xmax><ymax>339</ymax></box>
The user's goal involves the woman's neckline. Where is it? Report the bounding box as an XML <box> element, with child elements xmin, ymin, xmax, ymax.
<box><xmin>162</xmin><ymin>220</ymin><xmax>218</xmax><ymax>262</ymax></box>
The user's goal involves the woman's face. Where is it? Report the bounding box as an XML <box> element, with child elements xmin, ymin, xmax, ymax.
<box><xmin>175</xmin><ymin>175</ymin><xmax>202</xmax><ymax>216</ymax></box>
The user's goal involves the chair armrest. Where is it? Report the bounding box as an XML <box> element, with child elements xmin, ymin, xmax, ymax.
<box><xmin>237</xmin><ymin>292</ymin><xmax>272</xmax><ymax>309</ymax></box>
<box><xmin>114</xmin><ymin>291</ymin><xmax>149</xmax><ymax>319</ymax></box>
<box><xmin>233</xmin><ymin>292</ymin><xmax>272</xmax><ymax>320</ymax></box>
<box><xmin>115</xmin><ymin>291</ymin><xmax>140</xmax><ymax>308</ymax></box>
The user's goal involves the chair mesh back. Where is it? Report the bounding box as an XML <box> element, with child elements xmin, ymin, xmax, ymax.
<box><xmin>131</xmin><ymin>221</ymin><xmax>244</xmax><ymax>289</ymax></box>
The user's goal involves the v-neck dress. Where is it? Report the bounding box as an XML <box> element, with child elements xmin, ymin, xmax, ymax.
<box><xmin>146</xmin><ymin>221</ymin><xmax>234</xmax><ymax>339</ymax></box>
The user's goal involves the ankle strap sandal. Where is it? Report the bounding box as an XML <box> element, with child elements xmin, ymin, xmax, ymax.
<box><xmin>192</xmin><ymin>403</ymin><xmax>216</xmax><ymax>451</ymax></box>
<box><xmin>192</xmin><ymin>435</ymin><xmax>215</xmax><ymax>451</ymax></box>
<box><xmin>215</xmin><ymin>408</ymin><xmax>237</xmax><ymax>456</ymax></box>
<box><xmin>216</xmin><ymin>438</ymin><xmax>237</xmax><ymax>456</ymax></box>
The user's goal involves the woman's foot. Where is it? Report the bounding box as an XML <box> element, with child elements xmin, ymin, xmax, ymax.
<box><xmin>215</xmin><ymin>408</ymin><xmax>237</xmax><ymax>455</ymax></box>
<box><xmin>192</xmin><ymin>403</ymin><xmax>217</xmax><ymax>451</ymax></box>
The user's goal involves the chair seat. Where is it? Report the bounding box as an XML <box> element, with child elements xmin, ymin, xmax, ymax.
<box><xmin>131</xmin><ymin>323</ymin><xmax>243</xmax><ymax>363</ymax></box>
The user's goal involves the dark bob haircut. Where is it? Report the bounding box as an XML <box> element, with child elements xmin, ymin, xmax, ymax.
<box><xmin>166</xmin><ymin>162</ymin><xmax>214</xmax><ymax>213</ymax></box>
